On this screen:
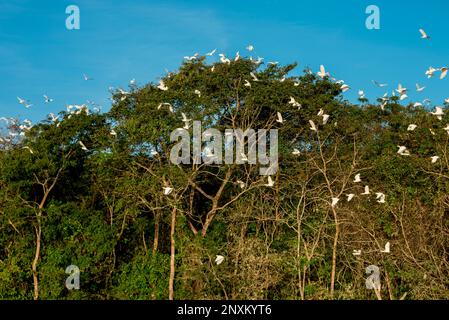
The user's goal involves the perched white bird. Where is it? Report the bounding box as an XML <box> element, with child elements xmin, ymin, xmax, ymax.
<box><xmin>376</xmin><ymin>192</ymin><xmax>386</xmax><ymax>204</ymax></box>
<box><xmin>265</xmin><ymin>176</ymin><xmax>275</xmax><ymax>187</ymax></box>
<box><xmin>354</xmin><ymin>174</ymin><xmax>362</xmax><ymax>183</ymax></box>
<box><xmin>347</xmin><ymin>194</ymin><xmax>355</xmax><ymax>202</ymax></box>
<box><xmin>292</xmin><ymin>148</ymin><xmax>301</xmax><ymax>156</ymax></box>
<box><xmin>445</xmin><ymin>98</ymin><xmax>449</xmax><ymax>104</ymax></box>
<box><xmin>110</xmin><ymin>129</ymin><xmax>117</xmax><ymax>136</ymax></box>
<box><xmin>276</xmin><ymin>112</ymin><xmax>283</xmax><ymax>124</ymax></box>
<box><xmin>43</xmin><ymin>95</ymin><xmax>54</xmax><ymax>103</ymax></box>
<box><xmin>317</xmin><ymin>65</ymin><xmax>329</xmax><ymax>78</ymax></box>
<box><xmin>157</xmin><ymin>80</ymin><xmax>168</xmax><ymax>91</ymax></box>
<box><xmin>381</xmin><ymin>242</ymin><xmax>391</xmax><ymax>253</ymax></box>
<box><xmin>397</xmin><ymin>146</ymin><xmax>410</xmax><ymax>156</ymax></box>
<box><xmin>407</xmin><ymin>124</ymin><xmax>418</xmax><ymax>131</ymax></box>
<box><xmin>158</xmin><ymin>103</ymin><xmax>174</xmax><ymax>113</ymax></box>
<box><xmin>358</xmin><ymin>90</ymin><xmax>366</xmax><ymax>99</ymax></box>
<box><xmin>416</xmin><ymin>84</ymin><xmax>426</xmax><ymax>92</ymax></box>
<box><xmin>78</xmin><ymin>141</ymin><xmax>88</xmax><ymax>151</ymax></box>
<box><xmin>289</xmin><ymin>97</ymin><xmax>301</xmax><ymax>108</ymax></box>
<box><xmin>194</xmin><ymin>89</ymin><xmax>201</xmax><ymax>97</ymax></box>
<box><xmin>206</xmin><ymin>48</ymin><xmax>217</xmax><ymax>56</ymax></box>
<box><xmin>234</xmin><ymin>51</ymin><xmax>240</xmax><ymax>61</ymax></box>
<box><xmin>219</xmin><ymin>53</ymin><xmax>231</xmax><ymax>64</ymax></box>
<box><xmin>331</xmin><ymin>197</ymin><xmax>339</xmax><ymax>207</ymax></box>
<box><xmin>23</xmin><ymin>146</ymin><xmax>34</xmax><ymax>154</ymax></box>
<box><xmin>322</xmin><ymin>114</ymin><xmax>330</xmax><ymax>125</ymax></box>
<box><xmin>352</xmin><ymin>250</ymin><xmax>362</xmax><ymax>256</ymax></box>
<box><xmin>244</xmin><ymin>80</ymin><xmax>251</xmax><ymax>87</ymax></box>
<box><xmin>309</xmin><ymin>120</ymin><xmax>318</xmax><ymax>132</ymax></box>
<box><xmin>361</xmin><ymin>185</ymin><xmax>370</xmax><ymax>195</ymax></box>
<box><xmin>163</xmin><ymin>186</ymin><xmax>173</xmax><ymax>195</ymax></box>
<box><xmin>181</xmin><ymin>112</ymin><xmax>191</xmax><ymax>123</ymax></box>
<box><xmin>431</xmin><ymin>156</ymin><xmax>440</xmax><ymax>164</ymax></box>
<box><xmin>444</xmin><ymin>125</ymin><xmax>449</xmax><ymax>135</ymax></box>
<box><xmin>250</xmin><ymin>72</ymin><xmax>259</xmax><ymax>81</ymax></box>
<box><xmin>419</xmin><ymin>28</ymin><xmax>430</xmax><ymax>39</ymax></box>
<box><xmin>215</xmin><ymin>255</ymin><xmax>225</xmax><ymax>265</ymax></box>
<box><xmin>236</xmin><ymin>180</ymin><xmax>246</xmax><ymax>189</ymax></box>
<box><xmin>413</xmin><ymin>102</ymin><xmax>423</xmax><ymax>107</ymax></box>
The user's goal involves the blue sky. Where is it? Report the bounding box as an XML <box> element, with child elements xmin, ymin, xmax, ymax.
<box><xmin>0</xmin><ymin>0</ymin><xmax>448</xmax><ymax>123</ymax></box>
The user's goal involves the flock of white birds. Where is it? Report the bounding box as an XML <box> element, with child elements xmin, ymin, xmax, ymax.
<box><xmin>3</xmin><ymin>28</ymin><xmax>447</xmax><ymax>263</ymax></box>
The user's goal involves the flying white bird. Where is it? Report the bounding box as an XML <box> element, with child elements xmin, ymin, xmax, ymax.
<box><xmin>347</xmin><ymin>194</ymin><xmax>355</xmax><ymax>202</ymax></box>
<box><xmin>78</xmin><ymin>141</ymin><xmax>88</xmax><ymax>151</ymax></box>
<box><xmin>331</xmin><ymin>197</ymin><xmax>339</xmax><ymax>207</ymax></box>
<box><xmin>215</xmin><ymin>255</ymin><xmax>225</xmax><ymax>265</ymax></box>
<box><xmin>431</xmin><ymin>156</ymin><xmax>440</xmax><ymax>164</ymax></box>
<box><xmin>407</xmin><ymin>124</ymin><xmax>418</xmax><ymax>131</ymax></box>
<box><xmin>372</xmin><ymin>80</ymin><xmax>388</xmax><ymax>88</ymax></box>
<box><xmin>426</xmin><ymin>66</ymin><xmax>437</xmax><ymax>78</ymax></box>
<box><xmin>83</xmin><ymin>74</ymin><xmax>93</xmax><ymax>81</ymax></box>
<box><xmin>340</xmin><ymin>84</ymin><xmax>350</xmax><ymax>92</ymax></box>
<box><xmin>206</xmin><ymin>48</ymin><xmax>217</xmax><ymax>56</ymax></box>
<box><xmin>276</xmin><ymin>112</ymin><xmax>283</xmax><ymax>124</ymax></box>
<box><xmin>430</xmin><ymin>106</ymin><xmax>444</xmax><ymax>120</ymax></box>
<box><xmin>246</xmin><ymin>44</ymin><xmax>254</xmax><ymax>52</ymax></box>
<box><xmin>184</xmin><ymin>53</ymin><xmax>199</xmax><ymax>61</ymax></box>
<box><xmin>354</xmin><ymin>174</ymin><xmax>362</xmax><ymax>183</ymax></box>
<box><xmin>419</xmin><ymin>28</ymin><xmax>430</xmax><ymax>39</ymax></box>
<box><xmin>361</xmin><ymin>185</ymin><xmax>370</xmax><ymax>195</ymax></box>
<box><xmin>397</xmin><ymin>146</ymin><xmax>410</xmax><ymax>156</ymax></box>
<box><xmin>43</xmin><ymin>95</ymin><xmax>54</xmax><ymax>103</ymax></box>
<box><xmin>440</xmin><ymin>67</ymin><xmax>448</xmax><ymax>80</ymax></box>
<box><xmin>157</xmin><ymin>80</ymin><xmax>168</xmax><ymax>91</ymax></box>
<box><xmin>309</xmin><ymin>120</ymin><xmax>318</xmax><ymax>132</ymax></box>
<box><xmin>381</xmin><ymin>242</ymin><xmax>391</xmax><ymax>253</ymax></box>
<box><xmin>416</xmin><ymin>84</ymin><xmax>426</xmax><ymax>92</ymax></box>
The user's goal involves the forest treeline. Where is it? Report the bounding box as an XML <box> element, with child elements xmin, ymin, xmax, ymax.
<box><xmin>0</xmin><ymin>57</ymin><xmax>448</xmax><ymax>300</ymax></box>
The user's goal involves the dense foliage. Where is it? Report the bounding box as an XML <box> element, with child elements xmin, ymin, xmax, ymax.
<box><xmin>0</xmin><ymin>56</ymin><xmax>448</xmax><ymax>300</ymax></box>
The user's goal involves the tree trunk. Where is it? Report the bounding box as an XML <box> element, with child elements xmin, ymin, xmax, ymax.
<box><xmin>168</xmin><ymin>207</ymin><xmax>177</xmax><ymax>300</ymax></box>
<box><xmin>32</xmin><ymin>222</ymin><xmax>41</xmax><ymax>300</ymax></box>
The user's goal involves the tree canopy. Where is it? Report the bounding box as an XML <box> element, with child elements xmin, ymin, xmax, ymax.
<box><xmin>0</xmin><ymin>56</ymin><xmax>448</xmax><ymax>300</ymax></box>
